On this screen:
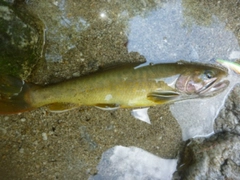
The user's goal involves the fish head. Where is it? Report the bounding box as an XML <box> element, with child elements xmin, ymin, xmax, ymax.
<box><xmin>176</xmin><ymin>65</ymin><xmax>229</xmax><ymax>96</ymax></box>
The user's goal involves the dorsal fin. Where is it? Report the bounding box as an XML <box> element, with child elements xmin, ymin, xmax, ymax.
<box><xmin>98</xmin><ymin>62</ymin><xmax>144</xmax><ymax>71</ymax></box>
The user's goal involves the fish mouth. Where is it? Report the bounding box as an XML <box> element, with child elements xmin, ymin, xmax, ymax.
<box><xmin>198</xmin><ymin>78</ymin><xmax>229</xmax><ymax>95</ymax></box>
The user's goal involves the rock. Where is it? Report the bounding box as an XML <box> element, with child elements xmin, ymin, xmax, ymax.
<box><xmin>215</xmin><ymin>85</ymin><xmax>240</xmax><ymax>134</ymax></box>
<box><xmin>173</xmin><ymin>132</ymin><xmax>240</xmax><ymax>180</ymax></box>
<box><xmin>0</xmin><ymin>1</ymin><xmax>45</xmax><ymax>78</ymax></box>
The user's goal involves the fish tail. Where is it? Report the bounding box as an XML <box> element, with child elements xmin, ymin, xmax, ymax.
<box><xmin>0</xmin><ymin>76</ymin><xmax>36</xmax><ymax>114</ymax></box>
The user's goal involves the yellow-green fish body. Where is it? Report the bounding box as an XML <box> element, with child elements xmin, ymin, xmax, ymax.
<box><xmin>0</xmin><ymin>62</ymin><xmax>230</xmax><ymax>114</ymax></box>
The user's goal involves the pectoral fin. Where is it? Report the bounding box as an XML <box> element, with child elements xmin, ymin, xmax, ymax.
<box><xmin>48</xmin><ymin>103</ymin><xmax>78</xmax><ymax>112</ymax></box>
<box><xmin>95</xmin><ymin>103</ymin><xmax>120</xmax><ymax>110</ymax></box>
<box><xmin>147</xmin><ymin>90</ymin><xmax>180</xmax><ymax>103</ymax></box>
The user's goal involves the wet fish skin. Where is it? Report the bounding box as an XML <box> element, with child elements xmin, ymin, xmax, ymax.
<box><xmin>30</xmin><ymin>63</ymin><xmax>180</xmax><ymax>108</ymax></box>
<box><xmin>0</xmin><ymin>62</ymin><xmax>229</xmax><ymax>114</ymax></box>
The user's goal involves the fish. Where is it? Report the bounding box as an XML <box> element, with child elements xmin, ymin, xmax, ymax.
<box><xmin>216</xmin><ymin>59</ymin><xmax>240</xmax><ymax>74</ymax></box>
<box><xmin>0</xmin><ymin>62</ymin><xmax>230</xmax><ymax>114</ymax></box>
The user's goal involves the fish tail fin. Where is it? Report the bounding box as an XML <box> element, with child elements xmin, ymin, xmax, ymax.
<box><xmin>0</xmin><ymin>76</ymin><xmax>36</xmax><ymax>114</ymax></box>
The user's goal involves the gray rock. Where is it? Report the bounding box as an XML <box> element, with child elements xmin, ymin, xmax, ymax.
<box><xmin>174</xmin><ymin>132</ymin><xmax>240</xmax><ymax>180</ymax></box>
<box><xmin>215</xmin><ymin>85</ymin><xmax>240</xmax><ymax>134</ymax></box>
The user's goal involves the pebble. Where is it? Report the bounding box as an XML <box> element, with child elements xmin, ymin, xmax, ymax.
<box><xmin>72</xmin><ymin>72</ymin><xmax>80</xmax><ymax>77</ymax></box>
<box><xmin>21</xmin><ymin>118</ymin><xmax>26</xmax><ymax>122</ymax></box>
<box><xmin>42</xmin><ymin>133</ymin><xmax>48</xmax><ymax>141</ymax></box>
<box><xmin>19</xmin><ymin>148</ymin><xmax>24</xmax><ymax>153</ymax></box>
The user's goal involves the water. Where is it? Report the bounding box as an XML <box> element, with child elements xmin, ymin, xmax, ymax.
<box><xmin>1</xmin><ymin>0</ymin><xmax>240</xmax><ymax>179</ymax></box>
<box><xmin>92</xmin><ymin>0</ymin><xmax>240</xmax><ymax>178</ymax></box>
<box><xmin>127</xmin><ymin>0</ymin><xmax>240</xmax><ymax>64</ymax></box>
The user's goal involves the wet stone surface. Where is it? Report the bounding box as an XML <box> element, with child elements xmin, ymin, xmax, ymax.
<box><xmin>0</xmin><ymin>1</ymin><xmax>44</xmax><ymax>78</ymax></box>
<box><xmin>215</xmin><ymin>84</ymin><xmax>240</xmax><ymax>134</ymax></box>
<box><xmin>173</xmin><ymin>132</ymin><xmax>240</xmax><ymax>180</ymax></box>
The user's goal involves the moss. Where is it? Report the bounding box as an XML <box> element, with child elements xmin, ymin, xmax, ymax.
<box><xmin>0</xmin><ymin>1</ymin><xmax>44</xmax><ymax>79</ymax></box>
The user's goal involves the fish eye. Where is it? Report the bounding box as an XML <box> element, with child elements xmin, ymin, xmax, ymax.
<box><xmin>204</xmin><ymin>70</ymin><xmax>214</xmax><ymax>79</ymax></box>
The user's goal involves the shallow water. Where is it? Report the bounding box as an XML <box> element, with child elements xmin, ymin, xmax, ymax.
<box><xmin>127</xmin><ymin>0</ymin><xmax>240</xmax><ymax>64</ymax></box>
<box><xmin>1</xmin><ymin>0</ymin><xmax>240</xmax><ymax>179</ymax></box>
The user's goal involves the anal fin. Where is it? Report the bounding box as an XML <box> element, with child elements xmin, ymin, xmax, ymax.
<box><xmin>95</xmin><ymin>103</ymin><xmax>120</xmax><ymax>110</ymax></box>
<box><xmin>48</xmin><ymin>103</ymin><xmax>79</xmax><ymax>112</ymax></box>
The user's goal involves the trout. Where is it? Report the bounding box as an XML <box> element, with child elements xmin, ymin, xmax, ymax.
<box><xmin>0</xmin><ymin>62</ymin><xmax>229</xmax><ymax>114</ymax></box>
